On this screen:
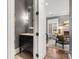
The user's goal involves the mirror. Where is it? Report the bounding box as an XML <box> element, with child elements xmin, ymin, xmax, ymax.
<box><xmin>46</xmin><ymin>15</ymin><xmax>70</xmax><ymax>51</ymax></box>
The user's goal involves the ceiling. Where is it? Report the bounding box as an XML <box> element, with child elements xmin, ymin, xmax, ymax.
<box><xmin>45</xmin><ymin>0</ymin><xmax>69</xmax><ymax>17</ymax></box>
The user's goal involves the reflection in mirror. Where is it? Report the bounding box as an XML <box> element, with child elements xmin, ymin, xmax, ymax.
<box><xmin>46</xmin><ymin>15</ymin><xmax>70</xmax><ymax>51</ymax></box>
<box><xmin>45</xmin><ymin>0</ymin><xmax>71</xmax><ymax>59</ymax></box>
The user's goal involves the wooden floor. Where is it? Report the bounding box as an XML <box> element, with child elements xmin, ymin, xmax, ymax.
<box><xmin>15</xmin><ymin>51</ymin><xmax>33</xmax><ymax>59</ymax></box>
<box><xmin>16</xmin><ymin>48</ymin><xmax>69</xmax><ymax>59</ymax></box>
<box><xmin>44</xmin><ymin>47</ymin><xmax>69</xmax><ymax>59</ymax></box>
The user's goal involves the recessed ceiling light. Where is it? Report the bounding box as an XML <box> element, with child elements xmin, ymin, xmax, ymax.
<box><xmin>49</xmin><ymin>12</ymin><xmax>53</xmax><ymax>15</ymax></box>
<box><xmin>22</xmin><ymin>12</ymin><xmax>29</xmax><ymax>20</ymax></box>
<box><xmin>45</xmin><ymin>2</ymin><xmax>48</xmax><ymax>6</ymax></box>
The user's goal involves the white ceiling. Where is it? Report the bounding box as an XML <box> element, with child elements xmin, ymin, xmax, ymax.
<box><xmin>45</xmin><ymin>0</ymin><xmax>69</xmax><ymax>17</ymax></box>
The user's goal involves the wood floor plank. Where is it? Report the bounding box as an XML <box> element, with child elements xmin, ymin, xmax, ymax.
<box><xmin>44</xmin><ymin>47</ymin><xmax>69</xmax><ymax>59</ymax></box>
<box><xmin>16</xmin><ymin>48</ymin><xmax>69</xmax><ymax>59</ymax></box>
<box><xmin>15</xmin><ymin>51</ymin><xmax>33</xmax><ymax>59</ymax></box>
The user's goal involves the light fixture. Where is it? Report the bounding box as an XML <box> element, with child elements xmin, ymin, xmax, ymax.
<box><xmin>21</xmin><ymin>11</ymin><xmax>29</xmax><ymax>24</ymax></box>
<box><xmin>45</xmin><ymin>2</ymin><xmax>48</xmax><ymax>6</ymax></box>
<box><xmin>22</xmin><ymin>11</ymin><xmax>29</xmax><ymax>20</ymax></box>
<box><xmin>58</xmin><ymin>26</ymin><xmax>63</xmax><ymax>29</ymax></box>
<box><xmin>64</xmin><ymin>20</ymin><xmax>69</xmax><ymax>24</ymax></box>
<box><xmin>49</xmin><ymin>12</ymin><xmax>53</xmax><ymax>15</ymax></box>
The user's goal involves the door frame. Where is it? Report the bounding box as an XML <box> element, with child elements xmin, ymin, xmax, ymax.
<box><xmin>8</xmin><ymin>0</ymin><xmax>15</xmax><ymax>59</ymax></box>
<box><xmin>8</xmin><ymin>0</ymin><xmax>39</xmax><ymax>59</ymax></box>
<box><xmin>46</xmin><ymin>16</ymin><xmax>59</xmax><ymax>43</ymax></box>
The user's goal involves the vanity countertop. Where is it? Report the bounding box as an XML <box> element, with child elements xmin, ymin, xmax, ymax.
<box><xmin>20</xmin><ymin>33</ymin><xmax>34</xmax><ymax>36</ymax></box>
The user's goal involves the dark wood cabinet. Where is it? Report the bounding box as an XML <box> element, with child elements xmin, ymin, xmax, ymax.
<box><xmin>19</xmin><ymin>33</ymin><xmax>33</xmax><ymax>53</ymax></box>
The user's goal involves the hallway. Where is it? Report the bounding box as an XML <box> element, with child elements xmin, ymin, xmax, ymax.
<box><xmin>16</xmin><ymin>48</ymin><xmax>69</xmax><ymax>59</ymax></box>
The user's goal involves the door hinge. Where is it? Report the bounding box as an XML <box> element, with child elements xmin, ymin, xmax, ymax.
<box><xmin>36</xmin><ymin>32</ymin><xmax>39</xmax><ymax>36</ymax></box>
<box><xmin>36</xmin><ymin>53</ymin><xmax>39</xmax><ymax>57</ymax></box>
<box><xmin>36</xmin><ymin>11</ymin><xmax>39</xmax><ymax>15</ymax></box>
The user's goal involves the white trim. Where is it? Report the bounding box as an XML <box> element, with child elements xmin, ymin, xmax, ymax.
<box><xmin>33</xmin><ymin>0</ymin><xmax>38</xmax><ymax>59</ymax></box>
<box><xmin>15</xmin><ymin>48</ymin><xmax>20</xmax><ymax>55</ymax></box>
<box><xmin>8</xmin><ymin>0</ymin><xmax>15</xmax><ymax>59</ymax></box>
<box><xmin>68</xmin><ymin>53</ymin><xmax>72</xmax><ymax>59</ymax></box>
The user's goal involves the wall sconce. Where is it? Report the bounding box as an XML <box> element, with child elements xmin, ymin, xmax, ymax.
<box><xmin>58</xmin><ymin>26</ymin><xmax>63</xmax><ymax>29</ymax></box>
<box><xmin>22</xmin><ymin>12</ymin><xmax>29</xmax><ymax>20</ymax></box>
<box><xmin>58</xmin><ymin>26</ymin><xmax>64</xmax><ymax>35</ymax></box>
<box><xmin>21</xmin><ymin>11</ymin><xmax>29</xmax><ymax>24</ymax></box>
<box><xmin>63</xmin><ymin>20</ymin><xmax>69</xmax><ymax>26</ymax></box>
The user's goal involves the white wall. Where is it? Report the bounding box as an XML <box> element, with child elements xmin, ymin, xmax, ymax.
<box><xmin>59</xmin><ymin>15</ymin><xmax>69</xmax><ymax>31</ymax></box>
<box><xmin>45</xmin><ymin>0</ymin><xmax>69</xmax><ymax>17</ymax></box>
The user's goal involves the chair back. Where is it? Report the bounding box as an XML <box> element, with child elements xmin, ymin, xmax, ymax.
<box><xmin>57</xmin><ymin>35</ymin><xmax>64</xmax><ymax>42</ymax></box>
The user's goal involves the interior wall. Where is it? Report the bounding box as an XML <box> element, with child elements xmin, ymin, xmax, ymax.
<box><xmin>45</xmin><ymin>0</ymin><xmax>70</xmax><ymax>35</ymax></box>
<box><xmin>59</xmin><ymin>15</ymin><xmax>69</xmax><ymax>25</ymax></box>
<box><xmin>59</xmin><ymin>15</ymin><xmax>69</xmax><ymax>31</ymax></box>
<box><xmin>15</xmin><ymin>0</ymin><xmax>33</xmax><ymax>49</ymax></box>
<box><xmin>15</xmin><ymin>0</ymin><xmax>26</xmax><ymax>49</ymax></box>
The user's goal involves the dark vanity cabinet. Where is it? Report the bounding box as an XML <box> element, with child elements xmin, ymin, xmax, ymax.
<box><xmin>19</xmin><ymin>33</ymin><xmax>33</xmax><ymax>53</ymax></box>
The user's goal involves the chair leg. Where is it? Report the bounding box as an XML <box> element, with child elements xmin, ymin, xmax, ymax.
<box><xmin>55</xmin><ymin>41</ymin><xmax>57</xmax><ymax>46</ymax></box>
<box><xmin>55</xmin><ymin>43</ymin><xmax>56</xmax><ymax>46</ymax></box>
<box><xmin>62</xmin><ymin>44</ymin><xmax>64</xmax><ymax>49</ymax></box>
<box><xmin>19</xmin><ymin>38</ymin><xmax>21</xmax><ymax>53</ymax></box>
<box><xmin>20</xmin><ymin>47</ymin><xmax>21</xmax><ymax>53</ymax></box>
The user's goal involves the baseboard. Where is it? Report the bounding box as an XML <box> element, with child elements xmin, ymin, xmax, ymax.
<box><xmin>68</xmin><ymin>53</ymin><xmax>72</xmax><ymax>59</ymax></box>
<box><xmin>15</xmin><ymin>48</ymin><xmax>20</xmax><ymax>55</ymax></box>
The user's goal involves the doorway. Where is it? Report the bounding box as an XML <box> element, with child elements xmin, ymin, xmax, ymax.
<box><xmin>46</xmin><ymin>16</ymin><xmax>70</xmax><ymax>52</ymax></box>
<box><xmin>15</xmin><ymin>0</ymin><xmax>34</xmax><ymax>59</ymax></box>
